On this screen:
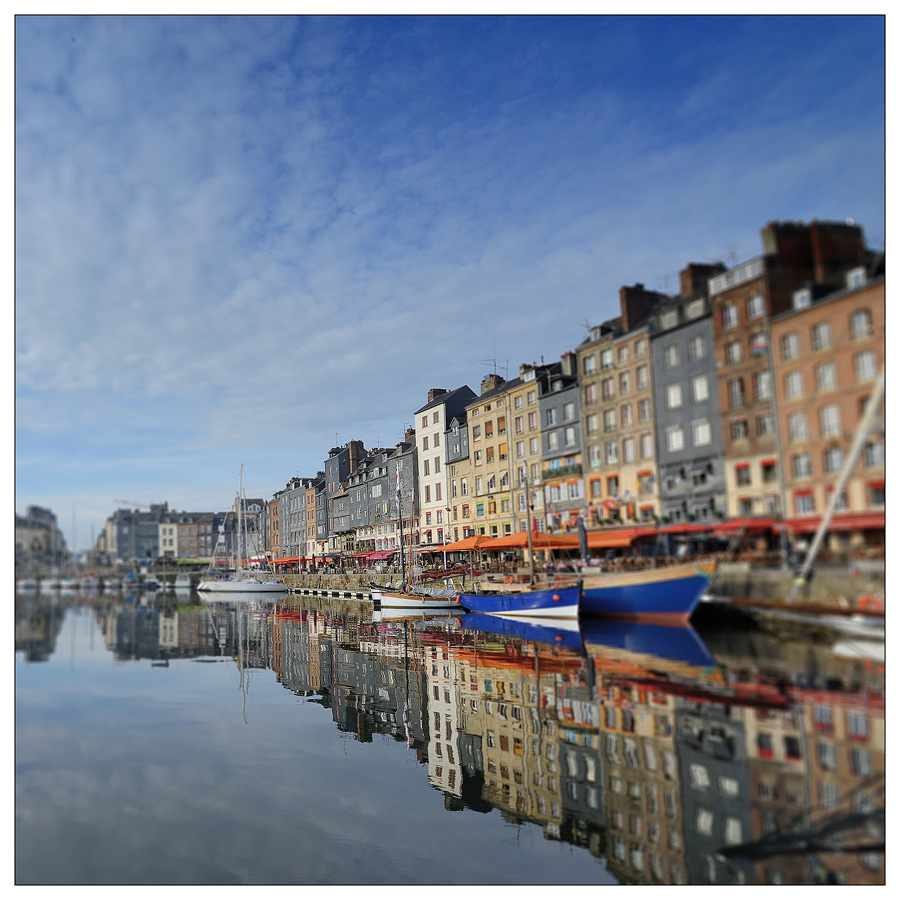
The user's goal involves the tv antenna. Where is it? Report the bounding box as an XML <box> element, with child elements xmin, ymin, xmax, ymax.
<box><xmin>478</xmin><ymin>358</ymin><xmax>508</xmax><ymax>377</ymax></box>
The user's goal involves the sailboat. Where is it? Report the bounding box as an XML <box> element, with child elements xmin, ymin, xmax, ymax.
<box><xmin>373</xmin><ymin>464</ymin><xmax>458</xmax><ymax>611</ymax></box>
<box><xmin>197</xmin><ymin>466</ymin><xmax>289</xmax><ymax>595</ymax></box>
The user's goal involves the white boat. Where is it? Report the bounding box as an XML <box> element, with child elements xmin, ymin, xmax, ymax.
<box><xmin>371</xmin><ymin>585</ymin><xmax>458</xmax><ymax>611</ymax></box>
<box><xmin>16</xmin><ymin>577</ymin><xmax>38</xmax><ymax>592</ymax></box>
<box><xmin>41</xmin><ymin>576</ymin><xmax>62</xmax><ymax>591</ymax></box>
<box><xmin>80</xmin><ymin>574</ymin><xmax>101</xmax><ymax>591</ymax></box>
<box><xmin>197</xmin><ymin>466</ymin><xmax>288</xmax><ymax>595</ymax></box>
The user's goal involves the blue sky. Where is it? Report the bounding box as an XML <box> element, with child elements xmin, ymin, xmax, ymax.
<box><xmin>13</xmin><ymin>14</ymin><xmax>885</xmax><ymax>552</ymax></box>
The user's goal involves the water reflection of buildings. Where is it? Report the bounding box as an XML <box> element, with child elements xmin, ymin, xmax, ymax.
<box><xmin>28</xmin><ymin>592</ymin><xmax>881</xmax><ymax>885</ymax></box>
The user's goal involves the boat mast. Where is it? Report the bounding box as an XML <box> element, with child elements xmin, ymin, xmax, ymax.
<box><xmin>524</xmin><ymin>465</ymin><xmax>536</xmax><ymax>585</ymax></box>
<box><xmin>237</xmin><ymin>464</ymin><xmax>244</xmax><ymax>574</ymax></box>
<box><xmin>788</xmin><ymin>369</ymin><xmax>884</xmax><ymax>602</ymax></box>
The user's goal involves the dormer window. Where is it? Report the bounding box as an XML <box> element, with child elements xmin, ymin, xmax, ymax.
<box><xmin>793</xmin><ymin>287</ymin><xmax>812</xmax><ymax>309</ymax></box>
<box><xmin>847</xmin><ymin>266</ymin><xmax>866</xmax><ymax>290</ymax></box>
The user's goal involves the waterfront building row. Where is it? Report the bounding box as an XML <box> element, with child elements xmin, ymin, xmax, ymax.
<box><xmin>87</xmin><ymin>218</ymin><xmax>884</xmax><ymax>564</ymax></box>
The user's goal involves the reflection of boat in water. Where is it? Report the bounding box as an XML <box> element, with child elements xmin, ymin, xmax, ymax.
<box><xmin>580</xmin><ymin>619</ymin><xmax>715</xmax><ymax>670</ymax></box>
<box><xmin>372</xmin><ymin>585</ymin><xmax>458</xmax><ymax>611</ymax></box>
<box><xmin>459</xmin><ymin>612</ymin><xmax>583</xmax><ymax>649</ymax></box>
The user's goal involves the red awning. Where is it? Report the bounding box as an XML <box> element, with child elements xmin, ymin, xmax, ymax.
<box><xmin>782</xmin><ymin>511</ymin><xmax>885</xmax><ymax>533</ymax></box>
<box><xmin>712</xmin><ymin>517</ymin><xmax>776</xmax><ymax>537</ymax></box>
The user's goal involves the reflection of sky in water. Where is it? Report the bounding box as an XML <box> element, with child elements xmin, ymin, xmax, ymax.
<box><xmin>16</xmin><ymin>606</ymin><xmax>610</xmax><ymax>884</ymax></box>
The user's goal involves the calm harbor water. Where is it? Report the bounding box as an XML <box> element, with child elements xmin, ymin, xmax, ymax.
<box><xmin>15</xmin><ymin>590</ymin><xmax>884</xmax><ymax>885</ymax></box>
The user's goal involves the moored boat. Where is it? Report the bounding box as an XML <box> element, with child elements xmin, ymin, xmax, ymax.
<box><xmin>456</xmin><ymin>584</ymin><xmax>580</xmax><ymax>618</ymax></box>
<box><xmin>579</xmin><ymin>559</ymin><xmax>716</xmax><ymax>623</ymax></box>
<box><xmin>372</xmin><ymin>585</ymin><xmax>459</xmax><ymax>610</ymax></box>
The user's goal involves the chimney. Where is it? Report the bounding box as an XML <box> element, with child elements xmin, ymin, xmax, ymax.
<box><xmin>560</xmin><ymin>351</ymin><xmax>575</xmax><ymax>377</ymax></box>
<box><xmin>404</xmin><ymin>427</ymin><xmax>416</xmax><ymax>444</ymax></box>
<box><xmin>619</xmin><ymin>283</ymin><xmax>667</xmax><ymax>331</ymax></box>
<box><xmin>427</xmin><ymin>388</ymin><xmax>448</xmax><ymax>403</ymax></box>
<box><xmin>480</xmin><ymin>374</ymin><xmax>505</xmax><ymax>394</ymax></box>
<box><xmin>679</xmin><ymin>262</ymin><xmax>726</xmax><ymax>297</ymax></box>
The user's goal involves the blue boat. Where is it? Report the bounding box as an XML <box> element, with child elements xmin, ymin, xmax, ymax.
<box><xmin>456</xmin><ymin>584</ymin><xmax>580</xmax><ymax>619</ymax></box>
<box><xmin>580</xmin><ymin>560</ymin><xmax>715</xmax><ymax>623</ymax></box>
<box><xmin>579</xmin><ymin>619</ymin><xmax>715</xmax><ymax>669</ymax></box>
<box><xmin>459</xmin><ymin>612</ymin><xmax>584</xmax><ymax>649</ymax></box>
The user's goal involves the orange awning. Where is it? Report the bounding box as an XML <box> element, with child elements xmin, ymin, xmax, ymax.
<box><xmin>782</xmin><ymin>511</ymin><xmax>885</xmax><ymax>533</ymax></box>
<box><xmin>487</xmin><ymin>531</ymin><xmax>579</xmax><ymax>550</ymax></box>
<box><xmin>439</xmin><ymin>534</ymin><xmax>498</xmax><ymax>552</ymax></box>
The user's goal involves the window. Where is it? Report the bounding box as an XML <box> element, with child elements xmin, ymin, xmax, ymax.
<box><xmin>666</xmin><ymin>425</ymin><xmax>684</xmax><ymax>452</ymax></box>
<box><xmin>793</xmin><ymin>453</ymin><xmax>812</xmax><ymax>478</ymax></box>
<box><xmin>472</xmin><ymin>424</ymin><xmax>481</xmax><ymax>439</ymax></box>
<box><xmin>690</xmin><ymin>764</ymin><xmax>711</xmax><ymax>790</ymax></box>
<box><xmin>619</xmin><ymin>371</ymin><xmax>631</xmax><ymax>394</ymax></box>
<box><xmin>850</xmin><ymin>309</ymin><xmax>873</xmax><ymax>340</ymax></box>
<box><xmin>564</xmin><ymin>426</ymin><xmax>576</xmax><ymax>446</ymax></box>
<box><xmin>623</xmin><ymin>437</ymin><xmax>635</xmax><ymax>462</ymax></box>
<box><xmin>603</xmin><ymin>409</ymin><xmax>616</xmax><ymax>432</ymax></box>
<box><xmin>748</xmin><ymin>294</ymin><xmax>765</xmax><ymax>319</ymax></box>
<box><xmin>585</xmin><ymin>414</ymin><xmax>599</xmax><ymax>436</ymax></box>
<box><xmin>583</xmin><ymin>355</ymin><xmax>596</xmax><ymax>374</ymax></box>
<box><xmin>640</xmin><ymin>433</ymin><xmax>653</xmax><ymax>458</ymax></box>
<box><xmin>793</xmin><ymin>287</ymin><xmax>812</xmax><ymax>309</ymax></box>
<box><xmin>527</xmin><ymin>390</ymin><xmax>536</xmax><ymax>405</ymax></box>
<box><xmin>823</xmin><ymin>446</ymin><xmax>843</xmax><ymax>473</ymax></box>
<box><xmin>545</xmin><ymin>409</ymin><xmax>556</xmax><ymax>426</ymax></box>
<box><xmin>688</xmin><ymin>334</ymin><xmax>706</xmax><ymax>359</ymax></box>
<box><xmin>865</xmin><ymin>441</ymin><xmax>885</xmax><ymax>468</ymax></box>
<box><xmin>563</xmin><ymin>402</ymin><xmax>575</xmax><ymax>421</ymax></box>
<box><xmin>691</xmin><ymin>375</ymin><xmax>709</xmax><ymax>403</ymax></box>
<box><xmin>664</xmin><ymin>345</ymin><xmax>679</xmax><ymax>368</ymax></box>
<box><xmin>816</xmin><ymin>362</ymin><xmax>836</xmax><ymax>392</ymax></box>
<box><xmin>728</xmin><ymin>378</ymin><xmax>745</xmax><ymax>408</ymax></box>
<box><xmin>731</xmin><ymin>419</ymin><xmax>749</xmax><ymax>441</ymax></box>
<box><xmin>686</xmin><ymin>298</ymin><xmax>705</xmax><ymax>319</ymax></box>
<box><xmin>726</xmin><ymin>340</ymin><xmax>742</xmax><ymax>364</ymax></box>
<box><xmin>820</xmin><ymin>404</ymin><xmax>841</xmax><ymax>438</ymax></box>
<box><xmin>601</xmin><ymin>348</ymin><xmax>614</xmax><ymax>369</ymax></box>
<box><xmin>692</xmin><ymin>419</ymin><xmax>711</xmax><ymax>446</ymax></box>
<box><xmin>602</xmin><ymin>377</ymin><xmax>615</xmax><ymax>400</ymax></box>
<box><xmin>618</xmin><ymin>345</ymin><xmax>630</xmax><ymax>363</ymax></box>
<box><xmin>636</xmin><ymin>365</ymin><xmax>649</xmax><ymax>390</ymax></box>
<box><xmin>635</xmin><ymin>338</ymin><xmax>648</xmax><ymax>356</ymax></box>
<box><xmin>785</xmin><ymin>371</ymin><xmax>804</xmax><ymax>399</ymax></box>
<box><xmin>811</xmin><ymin>321</ymin><xmax>831</xmax><ymax>351</ymax></box>
<box><xmin>855</xmin><ymin>350</ymin><xmax>876</xmax><ymax>382</ymax></box>
<box><xmin>722</xmin><ymin>304</ymin><xmax>738</xmax><ymax>328</ymax></box>
<box><xmin>735</xmin><ymin>463</ymin><xmax>751</xmax><ymax>486</ymax></box>
<box><xmin>606</xmin><ymin>440</ymin><xmax>619</xmax><ymax>464</ymax></box>
<box><xmin>527</xmin><ymin>411</ymin><xmax>538</xmax><ymax>430</ymax></box>
<box><xmin>796</xmin><ymin>491</ymin><xmax>815</xmax><ymax>515</ymax></box>
<box><xmin>661</xmin><ymin>310</ymin><xmax>678</xmax><ymax>329</ymax></box>
<box><xmin>781</xmin><ymin>333</ymin><xmax>799</xmax><ymax>361</ymax></box>
<box><xmin>638</xmin><ymin>398</ymin><xmax>651</xmax><ymax>422</ymax></box>
<box><xmin>620</xmin><ymin>403</ymin><xmax>633</xmax><ymax>427</ymax></box>
<box><xmin>666</xmin><ymin>384</ymin><xmax>682</xmax><ymax>409</ymax></box>
<box><xmin>788</xmin><ymin>412</ymin><xmax>808</xmax><ymax>442</ymax></box>
<box><xmin>868</xmin><ymin>481</ymin><xmax>885</xmax><ymax>507</ymax></box>
<box><xmin>695</xmin><ymin>808</ymin><xmax>714</xmax><ymax>836</ymax></box>
<box><xmin>754</xmin><ymin>370</ymin><xmax>772</xmax><ymax>401</ymax></box>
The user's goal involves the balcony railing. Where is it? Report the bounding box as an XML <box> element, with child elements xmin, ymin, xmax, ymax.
<box><xmin>542</xmin><ymin>463</ymin><xmax>583</xmax><ymax>481</ymax></box>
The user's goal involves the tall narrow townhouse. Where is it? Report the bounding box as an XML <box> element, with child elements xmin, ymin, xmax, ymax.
<box><xmin>507</xmin><ymin>362</ymin><xmax>553</xmax><ymax>533</ymax></box>
<box><xmin>538</xmin><ymin>353</ymin><xmax>584</xmax><ymax>532</ymax></box>
<box><xmin>347</xmin><ymin>448</ymin><xmax>391</xmax><ymax>556</ymax></box>
<box><xmin>386</xmin><ymin>433</ymin><xmax>418</xmax><ymax>557</ymax></box>
<box><xmin>414</xmin><ymin>386</ymin><xmax>476</xmax><ymax>548</ymax></box>
<box><xmin>711</xmin><ymin>220</ymin><xmax>868</xmax><ymax>518</ymax></box>
<box><xmin>323</xmin><ymin>440</ymin><xmax>367</xmax><ymax>555</ymax></box>
<box><xmin>465</xmin><ymin>374</ymin><xmax>518</xmax><ymax>539</ymax></box>
<box><xmin>578</xmin><ymin>282</ymin><xmax>665</xmax><ymax>526</ymax></box>
<box><xmin>651</xmin><ymin>264</ymin><xmax>728</xmax><ymax>525</ymax></box>
<box><xmin>445</xmin><ymin>412</ymin><xmax>473</xmax><ymax>542</ymax></box>
<box><xmin>304</xmin><ymin>474</ymin><xmax>322</xmax><ymax>561</ymax></box>
<box><xmin>770</xmin><ymin>257</ymin><xmax>884</xmax><ymax>552</ymax></box>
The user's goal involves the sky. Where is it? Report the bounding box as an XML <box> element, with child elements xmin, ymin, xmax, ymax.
<box><xmin>12</xmin><ymin>13</ymin><xmax>886</xmax><ymax>553</ymax></box>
